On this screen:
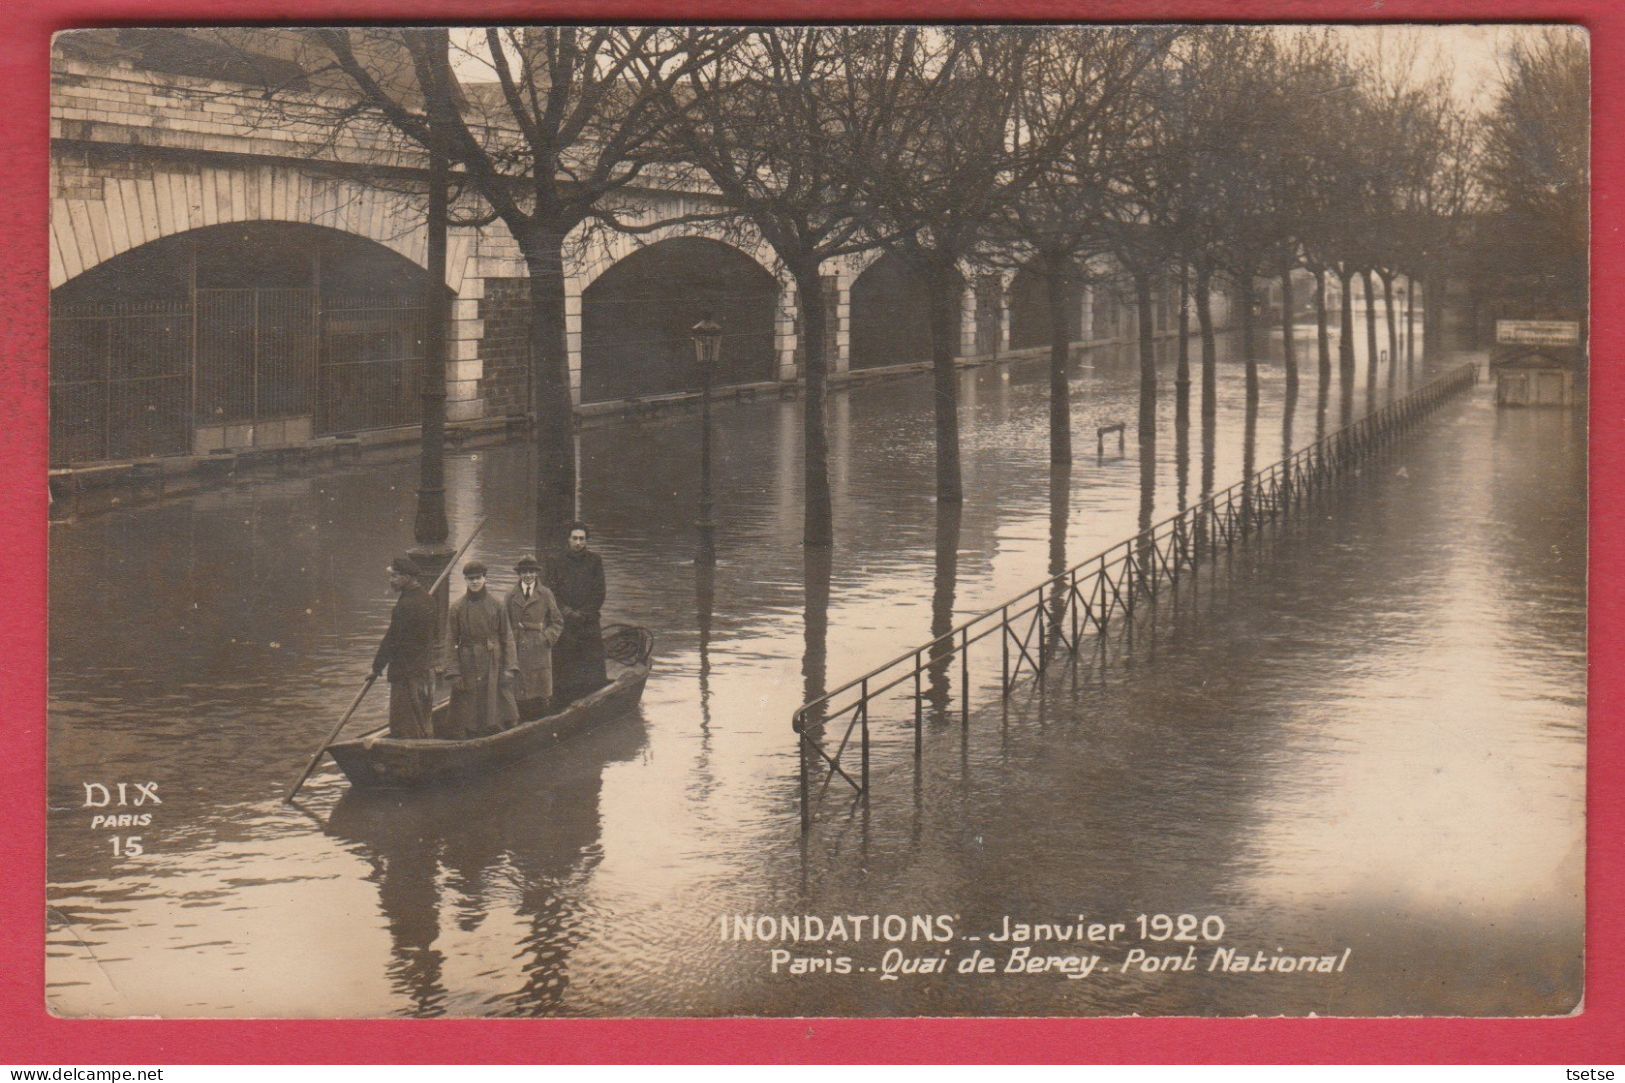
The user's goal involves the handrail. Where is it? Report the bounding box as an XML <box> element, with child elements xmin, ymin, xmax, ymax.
<box><xmin>794</xmin><ymin>362</ymin><xmax>1479</xmax><ymax>830</ymax></box>
<box><xmin>796</xmin><ymin>363</ymin><xmax>1476</xmax><ymax>732</ymax></box>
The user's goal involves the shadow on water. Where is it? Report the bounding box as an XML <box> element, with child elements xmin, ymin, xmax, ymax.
<box><xmin>800</xmin><ymin>545</ymin><xmax>832</xmax><ymax>732</ymax></box>
<box><xmin>1175</xmin><ymin>384</ymin><xmax>1190</xmax><ymax>514</ymax></box>
<box><xmin>325</xmin><ymin>710</ymin><xmax>648</xmax><ymax>1017</ymax></box>
<box><xmin>1282</xmin><ymin>377</ymin><xmax>1298</xmax><ymax>465</ymax></box>
<box><xmin>1047</xmin><ymin>463</ymin><xmax>1069</xmax><ymax>637</ymax></box>
<box><xmin>926</xmin><ymin>501</ymin><xmax>962</xmax><ymax>724</ymax></box>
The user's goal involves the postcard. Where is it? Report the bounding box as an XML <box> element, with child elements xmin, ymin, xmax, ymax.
<box><xmin>35</xmin><ymin>19</ymin><xmax>1593</xmax><ymax>1029</ymax></box>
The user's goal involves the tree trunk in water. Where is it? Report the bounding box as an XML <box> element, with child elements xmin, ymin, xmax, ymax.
<box><xmin>1314</xmin><ymin>268</ymin><xmax>1331</xmax><ymax>388</ymax></box>
<box><xmin>1381</xmin><ymin>270</ymin><xmax>1398</xmax><ymax>384</ymax></box>
<box><xmin>1177</xmin><ymin>263</ymin><xmax>1191</xmax><ymax>394</ymax></box>
<box><xmin>1406</xmin><ymin>274</ymin><xmax>1416</xmax><ymax>367</ymax></box>
<box><xmin>1134</xmin><ymin>271</ymin><xmax>1157</xmax><ymax>398</ymax></box>
<box><xmin>791</xmin><ymin>261</ymin><xmax>834</xmax><ymax>548</ymax></box>
<box><xmin>928</xmin><ymin>500</ymin><xmax>962</xmax><ymax>717</ymax></box>
<box><xmin>414</xmin><ymin>96</ymin><xmax>449</xmax><ymax>552</ymax></box>
<box><xmin>1195</xmin><ymin>264</ymin><xmax>1216</xmax><ymax>419</ymax></box>
<box><xmin>1280</xmin><ymin>267</ymin><xmax>1298</xmax><ymax>392</ymax></box>
<box><xmin>1337</xmin><ymin>266</ymin><xmax>1357</xmax><ymax>380</ymax></box>
<box><xmin>1237</xmin><ymin>270</ymin><xmax>1258</xmax><ymax>396</ymax></box>
<box><xmin>1362</xmin><ymin>268</ymin><xmax>1379</xmax><ymax>378</ymax></box>
<box><xmin>525</xmin><ymin>228</ymin><xmax>577</xmax><ymax>554</ymax></box>
<box><xmin>927</xmin><ymin>261</ymin><xmax>964</xmax><ymax>504</ymax></box>
<box><xmin>1418</xmin><ymin>272</ymin><xmax>1439</xmax><ymax>356</ymax></box>
<box><xmin>1313</xmin><ymin>268</ymin><xmax>1330</xmax><ymax>442</ymax></box>
<box><xmin>1045</xmin><ymin>256</ymin><xmax>1072</xmax><ymax>465</ymax></box>
<box><xmin>800</xmin><ymin>544</ymin><xmax>832</xmax><ymax>730</ymax></box>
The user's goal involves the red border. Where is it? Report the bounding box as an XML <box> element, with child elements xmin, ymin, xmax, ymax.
<box><xmin>3</xmin><ymin>0</ymin><xmax>1621</xmax><ymax>1064</ymax></box>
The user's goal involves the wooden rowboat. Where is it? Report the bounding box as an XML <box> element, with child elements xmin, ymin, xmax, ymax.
<box><xmin>327</xmin><ymin>624</ymin><xmax>654</xmax><ymax>788</ymax></box>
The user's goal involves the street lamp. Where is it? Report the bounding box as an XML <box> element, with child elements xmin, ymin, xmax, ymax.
<box><xmin>690</xmin><ymin>317</ymin><xmax>723</xmax><ymax>558</ymax></box>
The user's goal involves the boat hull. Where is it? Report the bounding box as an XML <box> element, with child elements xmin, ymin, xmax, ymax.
<box><xmin>328</xmin><ymin>624</ymin><xmax>653</xmax><ymax>788</ymax></box>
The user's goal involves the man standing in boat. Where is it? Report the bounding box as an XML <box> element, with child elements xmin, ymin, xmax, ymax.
<box><xmin>505</xmin><ymin>555</ymin><xmax>565</xmax><ymax>716</ymax></box>
<box><xmin>442</xmin><ymin>561</ymin><xmax>520</xmax><ymax>738</ymax></box>
<box><xmin>548</xmin><ymin>521</ymin><xmax>608</xmax><ymax>703</ymax></box>
<box><xmin>371</xmin><ymin>554</ymin><xmax>438</xmax><ymax>740</ymax></box>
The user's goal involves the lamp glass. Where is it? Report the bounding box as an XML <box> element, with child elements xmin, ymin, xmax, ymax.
<box><xmin>690</xmin><ymin>319</ymin><xmax>723</xmax><ymax>369</ymax></box>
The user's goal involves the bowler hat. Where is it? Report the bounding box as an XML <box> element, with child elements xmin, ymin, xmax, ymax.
<box><xmin>515</xmin><ymin>556</ymin><xmax>542</xmax><ymax>573</ymax></box>
<box><xmin>463</xmin><ymin>560</ymin><xmax>488</xmax><ymax>577</ymax></box>
<box><xmin>388</xmin><ymin>554</ymin><xmax>420</xmax><ymax>576</ymax></box>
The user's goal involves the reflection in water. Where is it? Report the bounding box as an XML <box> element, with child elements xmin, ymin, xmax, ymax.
<box><xmin>1314</xmin><ymin>269</ymin><xmax>1332</xmax><ymax>389</ymax></box>
<box><xmin>927</xmin><ymin>501</ymin><xmax>962</xmax><ymax>723</ymax></box>
<box><xmin>1134</xmin><ymin>393</ymin><xmax>1157</xmax><ymax>644</ymax></box>
<box><xmin>1316</xmin><ymin>359</ymin><xmax>1330</xmax><ymax>443</ymax></box>
<box><xmin>801</xmin><ymin>546</ymin><xmax>832</xmax><ymax>732</ymax></box>
<box><xmin>1048</xmin><ymin>464</ymin><xmax>1070</xmax><ymax>637</ymax></box>
<box><xmin>1280</xmin><ymin>271</ymin><xmax>1298</xmax><ymax>392</ymax></box>
<box><xmin>325</xmin><ymin>713</ymin><xmax>645</xmax><ymax>1016</ymax></box>
<box><xmin>692</xmin><ymin>555</ymin><xmax>718</xmax><ymax>804</ymax></box>
<box><xmin>1201</xmin><ymin>385</ymin><xmax>1217</xmax><ymax>568</ymax></box>
<box><xmin>45</xmin><ymin>320</ymin><xmax>1583</xmax><ymax>1018</ymax></box>
<box><xmin>1363</xmin><ymin>270</ymin><xmax>1380</xmax><ymax>399</ymax></box>
<box><xmin>356</xmin><ymin>806</ymin><xmax>447</xmax><ymax>1016</ymax></box>
<box><xmin>1241</xmin><ymin>386</ymin><xmax>1259</xmax><ymax>536</ymax></box>
<box><xmin>1282</xmin><ymin>377</ymin><xmax>1298</xmax><ymax>466</ymax></box>
<box><xmin>1340</xmin><ymin>347</ymin><xmax>1356</xmax><ymax>430</ymax></box>
<box><xmin>1175</xmin><ymin>380</ymin><xmax>1191</xmax><ymax>513</ymax></box>
<box><xmin>1137</xmin><ymin>393</ymin><xmax>1157</xmax><ymax>541</ymax></box>
<box><xmin>1176</xmin><ymin>269</ymin><xmax>1191</xmax><ymax>394</ymax></box>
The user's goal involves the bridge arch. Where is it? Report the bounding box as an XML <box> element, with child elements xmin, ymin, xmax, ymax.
<box><xmin>848</xmin><ymin>252</ymin><xmax>946</xmax><ymax>371</ymax></box>
<box><xmin>48</xmin><ymin>165</ymin><xmax>477</xmax><ymax>292</ymax></box>
<box><xmin>49</xmin><ymin>221</ymin><xmax>449</xmax><ymax>464</ymax></box>
<box><xmin>578</xmin><ymin>237</ymin><xmax>780</xmax><ymax>404</ymax></box>
<box><xmin>1007</xmin><ymin>264</ymin><xmax>1084</xmax><ymax>352</ymax></box>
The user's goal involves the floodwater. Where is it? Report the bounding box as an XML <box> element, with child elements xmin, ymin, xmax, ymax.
<box><xmin>46</xmin><ymin>323</ymin><xmax>1585</xmax><ymax>1016</ymax></box>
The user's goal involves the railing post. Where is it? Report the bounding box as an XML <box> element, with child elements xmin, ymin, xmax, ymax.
<box><xmin>961</xmin><ymin>627</ymin><xmax>970</xmax><ymax>728</ymax></box>
<box><xmin>1069</xmin><ymin>568</ymin><xmax>1079</xmax><ymax>649</ymax></box>
<box><xmin>1037</xmin><ymin>593</ymin><xmax>1047</xmax><ymax>671</ymax></box>
<box><xmin>914</xmin><ymin>654</ymin><xmax>923</xmax><ymax>756</ymax></box>
<box><xmin>1001</xmin><ymin>607</ymin><xmax>1011</xmax><ymax>693</ymax></box>
<box><xmin>1123</xmin><ymin>543</ymin><xmax>1136</xmax><ymax>618</ymax></box>
<box><xmin>799</xmin><ymin>727</ymin><xmax>811</xmax><ymax>832</ymax></box>
<box><xmin>859</xmin><ymin>680</ymin><xmax>870</xmax><ymax>798</ymax></box>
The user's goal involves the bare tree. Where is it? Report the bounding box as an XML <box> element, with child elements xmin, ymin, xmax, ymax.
<box><xmin>1478</xmin><ymin>27</ymin><xmax>1588</xmax><ymax>327</ymax></box>
<box><xmin>311</xmin><ymin>28</ymin><xmax>737</xmax><ymax>550</ymax></box>
<box><xmin>995</xmin><ymin>27</ymin><xmax>1172</xmax><ymax>464</ymax></box>
<box><xmin>1130</xmin><ymin>28</ymin><xmax>1280</xmax><ymax>417</ymax></box>
<box><xmin>636</xmin><ymin>28</ymin><xmax>889</xmax><ymax>548</ymax></box>
<box><xmin>847</xmin><ymin>27</ymin><xmax>1098</xmax><ymax>504</ymax></box>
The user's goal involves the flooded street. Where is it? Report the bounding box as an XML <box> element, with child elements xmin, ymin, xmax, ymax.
<box><xmin>46</xmin><ymin>328</ymin><xmax>1585</xmax><ymax>1017</ymax></box>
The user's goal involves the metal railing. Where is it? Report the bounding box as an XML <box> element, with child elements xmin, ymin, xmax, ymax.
<box><xmin>49</xmin><ymin>301</ymin><xmax>193</xmax><ymax>466</ymax></box>
<box><xmin>793</xmin><ymin>361</ymin><xmax>1479</xmax><ymax>830</ymax></box>
<box><xmin>318</xmin><ymin>293</ymin><xmax>428</xmax><ymax>435</ymax></box>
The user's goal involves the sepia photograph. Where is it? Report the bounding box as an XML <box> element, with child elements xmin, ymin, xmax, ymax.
<box><xmin>38</xmin><ymin>20</ymin><xmax>1589</xmax><ymax>1021</ymax></box>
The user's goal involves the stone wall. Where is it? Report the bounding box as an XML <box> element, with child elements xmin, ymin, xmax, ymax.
<box><xmin>478</xmin><ymin>278</ymin><xmax>534</xmax><ymax>417</ymax></box>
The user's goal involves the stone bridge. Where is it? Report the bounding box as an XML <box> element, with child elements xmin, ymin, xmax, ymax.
<box><xmin>49</xmin><ymin>30</ymin><xmax>1208</xmax><ymax>467</ymax></box>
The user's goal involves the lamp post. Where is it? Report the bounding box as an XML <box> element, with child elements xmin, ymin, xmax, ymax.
<box><xmin>690</xmin><ymin>317</ymin><xmax>723</xmax><ymax>561</ymax></box>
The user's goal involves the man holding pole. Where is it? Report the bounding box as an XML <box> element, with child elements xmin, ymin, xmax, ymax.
<box><xmin>371</xmin><ymin>554</ymin><xmax>439</xmax><ymax>740</ymax></box>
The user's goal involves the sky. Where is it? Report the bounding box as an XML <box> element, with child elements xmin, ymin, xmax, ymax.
<box><xmin>448</xmin><ymin>23</ymin><xmax>1582</xmax><ymax>116</ymax></box>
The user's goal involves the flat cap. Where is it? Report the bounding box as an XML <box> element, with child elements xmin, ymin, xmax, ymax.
<box><xmin>388</xmin><ymin>554</ymin><xmax>420</xmax><ymax>576</ymax></box>
<box><xmin>515</xmin><ymin>556</ymin><xmax>542</xmax><ymax>573</ymax></box>
<box><xmin>463</xmin><ymin>560</ymin><xmax>488</xmax><ymax>577</ymax></box>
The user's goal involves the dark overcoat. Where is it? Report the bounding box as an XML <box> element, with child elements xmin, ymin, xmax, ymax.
<box><xmin>372</xmin><ymin>582</ymin><xmax>438</xmax><ymax>739</ymax></box>
<box><xmin>442</xmin><ymin>588</ymin><xmax>519</xmax><ymax>738</ymax></box>
<box><xmin>547</xmin><ymin>549</ymin><xmax>608</xmax><ymax>699</ymax></box>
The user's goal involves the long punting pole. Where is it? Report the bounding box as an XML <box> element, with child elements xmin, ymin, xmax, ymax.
<box><xmin>283</xmin><ymin>517</ymin><xmax>488</xmax><ymax>803</ymax></box>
